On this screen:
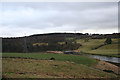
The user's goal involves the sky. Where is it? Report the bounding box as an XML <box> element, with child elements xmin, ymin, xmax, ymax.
<box><xmin>0</xmin><ymin>2</ymin><xmax>118</xmax><ymax>37</ymax></box>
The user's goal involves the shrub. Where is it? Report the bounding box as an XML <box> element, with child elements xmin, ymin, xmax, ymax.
<box><xmin>50</xmin><ymin>57</ymin><xmax>55</xmax><ymax>60</ymax></box>
<box><xmin>105</xmin><ymin>38</ymin><xmax>112</xmax><ymax>44</ymax></box>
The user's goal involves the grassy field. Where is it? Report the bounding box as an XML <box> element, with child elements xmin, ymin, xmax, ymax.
<box><xmin>2</xmin><ymin>58</ymin><xmax>117</xmax><ymax>78</ymax></box>
<box><xmin>2</xmin><ymin>53</ymin><xmax>98</xmax><ymax>66</ymax></box>
<box><xmin>76</xmin><ymin>38</ymin><xmax>119</xmax><ymax>57</ymax></box>
<box><xmin>2</xmin><ymin>38</ymin><xmax>119</xmax><ymax>78</ymax></box>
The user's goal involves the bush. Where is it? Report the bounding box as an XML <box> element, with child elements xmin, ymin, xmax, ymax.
<box><xmin>105</xmin><ymin>38</ymin><xmax>112</xmax><ymax>44</ymax></box>
<box><xmin>50</xmin><ymin>57</ymin><xmax>55</xmax><ymax>60</ymax></box>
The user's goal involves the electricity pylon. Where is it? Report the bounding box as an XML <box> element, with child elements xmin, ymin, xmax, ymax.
<box><xmin>23</xmin><ymin>34</ymin><xmax>28</xmax><ymax>53</ymax></box>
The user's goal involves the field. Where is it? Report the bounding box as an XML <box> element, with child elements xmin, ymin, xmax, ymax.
<box><xmin>76</xmin><ymin>38</ymin><xmax>119</xmax><ymax>57</ymax></box>
<box><xmin>2</xmin><ymin>38</ymin><xmax>120</xmax><ymax>78</ymax></box>
<box><xmin>2</xmin><ymin>53</ymin><xmax>98</xmax><ymax>66</ymax></box>
<box><xmin>2</xmin><ymin>53</ymin><xmax>118</xmax><ymax>78</ymax></box>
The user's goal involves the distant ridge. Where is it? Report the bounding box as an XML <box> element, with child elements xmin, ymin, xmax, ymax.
<box><xmin>2</xmin><ymin>32</ymin><xmax>120</xmax><ymax>39</ymax></box>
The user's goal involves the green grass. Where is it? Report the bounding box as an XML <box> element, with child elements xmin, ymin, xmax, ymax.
<box><xmin>2</xmin><ymin>53</ymin><xmax>98</xmax><ymax>66</ymax></box>
<box><xmin>77</xmin><ymin>39</ymin><xmax>106</xmax><ymax>51</ymax></box>
<box><xmin>90</xmin><ymin>44</ymin><xmax>119</xmax><ymax>57</ymax></box>
<box><xmin>76</xmin><ymin>38</ymin><xmax>119</xmax><ymax>57</ymax></box>
<box><xmin>2</xmin><ymin>58</ymin><xmax>117</xmax><ymax>78</ymax></box>
<box><xmin>66</xmin><ymin>37</ymin><xmax>75</xmax><ymax>40</ymax></box>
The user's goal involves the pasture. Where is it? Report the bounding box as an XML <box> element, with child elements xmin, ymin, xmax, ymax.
<box><xmin>2</xmin><ymin>38</ymin><xmax>119</xmax><ymax>78</ymax></box>
<box><xmin>2</xmin><ymin>53</ymin><xmax>98</xmax><ymax>66</ymax></box>
<box><xmin>76</xmin><ymin>38</ymin><xmax>119</xmax><ymax>57</ymax></box>
<box><xmin>2</xmin><ymin>56</ymin><xmax>117</xmax><ymax>78</ymax></box>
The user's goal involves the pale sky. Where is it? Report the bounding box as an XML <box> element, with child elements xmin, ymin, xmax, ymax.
<box><xmin>0</xmin><ymin>2</ymin><xmax>118</xmax><ymax>37</ymax></box>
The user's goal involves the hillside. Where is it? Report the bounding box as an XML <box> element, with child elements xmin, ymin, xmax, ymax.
<box><xmin>2</xmin><ymin>33</ymin><xmax>120</xmax><ymax>57</ymax></box>
<box><xmin>77</xmin><ymin>38</ymin><xmax>119</xmax><ymax>57</ymax></box>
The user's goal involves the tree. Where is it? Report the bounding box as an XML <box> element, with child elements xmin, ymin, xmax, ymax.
<box><xmin>105</xmin><ymin>38</ymin><xmax>112</xmax><ymax>44</ymax></box>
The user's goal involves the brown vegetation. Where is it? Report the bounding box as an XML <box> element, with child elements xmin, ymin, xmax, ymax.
<box><xmin>94</xmin><ymin>60</ymin><xmax>120</xmax><ymax>74</ymax></box>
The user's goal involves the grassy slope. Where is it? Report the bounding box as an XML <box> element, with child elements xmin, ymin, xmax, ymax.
<box><xmin>77</xmin><ymin>39</ymin><xmax>105</xmax><ymax>52</ymax></box>
<box><xmin>2</xmin><ymin>58</ymin><xmax>117</xmax><ymax>78</ymax></box>
<box><xmin>2</xmin><ymin>53</ymin><xmax>97</xmax><ymax>66</ymax></box>
<box><xmin>77</xmin><ymin>38</ymin><xmax>119</xmax><ymax>57</ymax></box>
<box><xmin>90</xmin><ymin>44</ymin><xmax>118</xmax><ymax>57</ymax></box>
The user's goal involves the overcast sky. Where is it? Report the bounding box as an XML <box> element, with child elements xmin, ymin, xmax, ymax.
<box><xmin>0</xmin><ymin>2</ymin><xmax>118</xmax><ymax>37</ymax></box>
